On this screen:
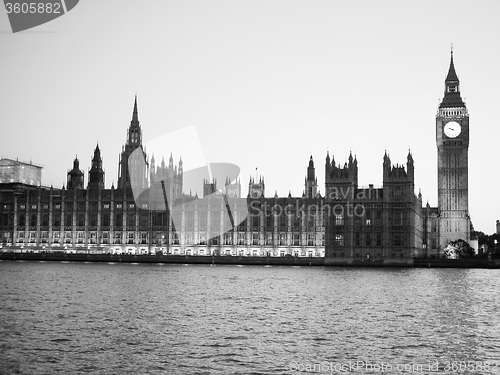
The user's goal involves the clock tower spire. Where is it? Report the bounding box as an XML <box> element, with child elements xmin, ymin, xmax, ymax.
<box><xmin>436</xmin><ymin>49</ymin><xmax>470</xmax><ymax>251</ymax></box>
<box><xmin>440</xmin><ymin>48</ymin><xmax>465</xmax><ymax>108</ymax></box>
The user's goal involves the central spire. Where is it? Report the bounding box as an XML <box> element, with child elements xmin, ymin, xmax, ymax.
<box><xmin>92</xmin><ymin>143</ymin><xmax>102</xmax><ymax>166</ymax></box>
<box><xmin>127</xmin><ymin>95</ymin><xmax>142</xmax><ymax>146</ymax></box>
<box><xmin>118</xmin><ymin>95</ymin><xmax>147</xmax><ymax>190</ymax></box>
<box><xmin>132</xmin><ymin>94</ymin><xmax>139</xmax><ymax>123</ymax></box>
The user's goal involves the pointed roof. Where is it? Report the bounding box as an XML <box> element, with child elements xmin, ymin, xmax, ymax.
<box><xmin>132</xmin><ymin>94</ymin><xmax>139</xmax><ymax>122</ymax></box>
<box><xmin>308</xmin><ymin>155</ymin><xmax>314</xmax><ymax>168</ymax></box>
<box><xmin>69</xmin><ymin>157</ymin><xmax>83</xmax><ymax>177</ymax></box>
<box><xmin>440</xmin><ymin>49</ymin><xmax>465</xmax><ymax>108</ymax></box>
<box><xmin>445</xmin><ymin>50</ymin><xmax>459</xmax><ymax>83</ymax></box>
<box><xmin>128</xmin><ymin>94</ymin><xmax>141</xmax><ymax>135</ymax></box>
<box><xmin>383</xmin><ymin>150</ymin><xmax>391</xmax><ymax>165</ymax></box>
<box><xmin>91</xmin><ymin>143</ymin><xmax>101</xmax><ymax>163</ymax></box>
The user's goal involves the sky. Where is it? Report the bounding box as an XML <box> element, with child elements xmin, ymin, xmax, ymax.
<box><xmin>1</xmin><ymin>0</ymin><xmax>499</xmax><ymax>234</ymax></box>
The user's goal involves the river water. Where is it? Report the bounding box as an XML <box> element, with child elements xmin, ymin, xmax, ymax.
<box><xmin>1</xmin><ymin>261</ymin><xmax>499</xmax><ymax>374</ymax></box>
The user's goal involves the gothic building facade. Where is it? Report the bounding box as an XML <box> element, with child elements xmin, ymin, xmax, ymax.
<box><xmin>323</xmin><ymin>151</ymin><xmax>424</xmax><ymax>263</ymax></box>
<box><xmin>0</xmin><ymin>52</ymin><xmax>473</xmax><ymax>259</ymax></box>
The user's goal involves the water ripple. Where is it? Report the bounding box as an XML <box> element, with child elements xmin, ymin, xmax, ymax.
<box><xmin>1</xmin><ymin>263</ymin><xmax>500</xmax><ymax>374</ymax></box>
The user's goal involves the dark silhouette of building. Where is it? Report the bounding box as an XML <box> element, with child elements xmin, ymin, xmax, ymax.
<box><xmin>0</xmin><ymin>51</ymin><xmax>474</xmax><ymax>259</ymax></box>
<box><xmin>324</xmin><ymin>150</ymin><xmax>423</xmax><ymax>263</ymax></box>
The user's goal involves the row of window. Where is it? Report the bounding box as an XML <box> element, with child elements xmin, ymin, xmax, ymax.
<box><xmin>2</xmin><ymin>202</ymin><xmax>151</xmax><ymax>212</ymax></box>
<box><xmin>12</xmin><ymin>213</ymin><xmax>327</xmax><ymax>231</ymax></box>
<box><xmin>355</xmin><ymin>232</ymin><xmax>383</xmax><ymax>247</ymax></box>
<box><xmin>3</xmin><ymin>206</ymin><xmax>410</xmax><ymax>225</ymax></box>
<box><xmin>10</xmin><ymin>231</ymin><xmax>325</xmax><ymax>246</ymax></box>
<box><xmin>13</xmin><ymin>212</ymin><xmax>152</xmax><ymax>227</ymax></box>
<box><xmin>330</xmin><ymin>233</ymin><xmax>405</xmax><ymax>247</ymax></box>
<box><xmin>330</xmin><ymin>252</ymin><xmax>407</xmax><ymax>259</ymax></box>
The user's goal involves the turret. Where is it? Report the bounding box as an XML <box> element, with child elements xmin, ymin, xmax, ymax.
<box><xmin>127</xmin><ymin>95</ymin><xmax>142</xmax><ymax>146</ymax></box>
<box><xmin>67</xmin><ymin>156</ymin><xmax>84</xmax><ymax>190</ymax></box>
<box><xmin>305</xmin><ymin>155</ymin><xmax>317</xmax><ymax>198</ymax></box>
<box><xmin>225</xmin><ymin>175</ymin><xmax>241</xmax><ymax>197</ymax></box>
<box><xmin>383</xmin><ymin>150</ymin><xmax>391</xmax><ymax>174</ymax></box>
<box><xmin>117</xmin><ymin>95</ymin><xmax>148</xmax><ymax>190</ymax></box>
<box><xmin>203</xmin><ymin>178</ymin><xmax>217</xmax><ymax>197</ymax></box>
<box><xmin>325</xmin><ymin>151</ymin><xmax>334</xmax><ymax>178</ymax></box>
<box><xmin>88</xmin><ymin>143</ymin><xmax>105</xmax><ymax>189</ymax></box>
<box><xmin>150</xmin><ymin>154</ymin><xmax>156</xmax><ymax>182</ymax></box>
<box><xmin>382</xmin><ymin>151</ymin><xmax>415</xmax><ymax>202</ymax></box>
<box><xmin>248</xmin><ymin>175</ymin><xmax>265</xmax><ymax>198</ymax></box>
<box><xmin>325</xmin><ymin>153</ymin><xmax>358</xmax><ymax>187</ymax></box>
<box><xmin>407</xmin><ymin>150</ymin><xmax>414</xmax><ymax>179</ymax></box>
<box><xmin>325</xmin><ymin>152</ymin><xmax>358</xmax><ymax>200</ymax></box>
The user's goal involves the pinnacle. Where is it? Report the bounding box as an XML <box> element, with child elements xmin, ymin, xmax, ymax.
<box><xmin>445</xmin><ymin>51</ymin><xmax>459</xmax><ymax>83</ymax></box>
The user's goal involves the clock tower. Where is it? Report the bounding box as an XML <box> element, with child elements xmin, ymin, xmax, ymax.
<box><xmin>436</xmin><ymin>50</ymin><xmax>470</xmax><ymax>250</ymax></box>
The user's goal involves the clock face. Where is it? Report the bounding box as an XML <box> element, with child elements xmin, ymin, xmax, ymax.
<box><xmin>444</xmin><ymin>121</ymin><xmax>461</xmax><ymax>138</ymax></box>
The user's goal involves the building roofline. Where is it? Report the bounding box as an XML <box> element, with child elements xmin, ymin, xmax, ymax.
<box><xmin>0</xmin><ymin>157</ymin><xmax>43</xmax><ymax>168</ymax></box>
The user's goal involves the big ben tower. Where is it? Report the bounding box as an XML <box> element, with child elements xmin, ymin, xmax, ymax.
<box><xmin>436</xmin><ymin>49</ymin><xmax>470</xmax><ymax>250</ymax></box>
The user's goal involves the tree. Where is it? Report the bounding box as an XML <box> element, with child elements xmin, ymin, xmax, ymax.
<box><xmin>443</xmin><ymin>239</ymin><xmax>476</xmax><ymax>259</ymax></box>
<box><xmin>486</xmin><ymin>233</ymin><xmax>500</xmax><ymax>248</ymax></box>
<box><xmin>471</xmin><ymin>230</ymin><xmax>487</xmax><ymax>246</ymax></box>
<box><xmin>487</xmin><ymin>234</ymin><xmax>500</xmax><ymax>259</ymax></box>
